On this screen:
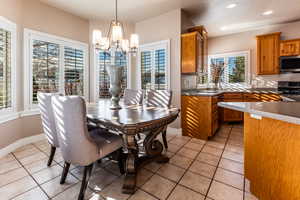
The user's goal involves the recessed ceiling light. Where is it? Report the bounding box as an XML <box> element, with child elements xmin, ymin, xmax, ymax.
<box><xmin>226</xmin><ymin>4</ymin><xmax>237</xmax><ymax>9</ymax></box>
<box><xmin>262</xmin><ymin>10</ymin><xmax>273</xmax><ymax>15</ymax></box>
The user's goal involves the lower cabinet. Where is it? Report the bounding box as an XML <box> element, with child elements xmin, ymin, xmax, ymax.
<box><xmin>181</xmin><ymin>95</ymin><xmax>219</xmax><ymax>140</ymax></box>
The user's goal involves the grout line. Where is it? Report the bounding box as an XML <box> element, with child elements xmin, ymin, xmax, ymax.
<box><xmin>11</xmin><ymin>152</ymin><xmax>51</xmax><ymax>200</ymax></box>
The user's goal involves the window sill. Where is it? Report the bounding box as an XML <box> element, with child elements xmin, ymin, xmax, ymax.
<box><xmin>0</xmin><ymin>112</ymin><xmax>20</xmax><ymax>124</ymax></box>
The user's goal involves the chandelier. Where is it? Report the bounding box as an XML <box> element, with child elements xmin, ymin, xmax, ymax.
<box><xmin>92</xmin><ymin>0</ymin><xmax>139</xmax><ymax>54</ymax></box>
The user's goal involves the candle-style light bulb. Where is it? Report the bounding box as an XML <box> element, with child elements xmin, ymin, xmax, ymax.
<box><xmin>92</xmin><ymin>30</ymin><xmax>102</xmax><ymax>45</ymax></box>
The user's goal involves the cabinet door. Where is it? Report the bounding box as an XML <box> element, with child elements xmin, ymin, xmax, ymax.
<box><xmin>257</xmin><ymin>33</ymin><xmax>280</xmax><ymax>75</ymax></box>
<box><xmin>223</xmin><ymin>108</ymin><xmax>243</xmax><ymax>122</ymax></box>
<box><xmin>280</xmin><ymin>40</ymin><xmax>300</xmax><ymax>56</ymax></box>
<box><xmin>181</xmin><ymin>32</ymin><xmax>198</xmax><ymax>74</ymax></box>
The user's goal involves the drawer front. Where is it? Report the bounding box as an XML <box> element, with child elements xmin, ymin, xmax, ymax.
<box><xmin>223</xmin><ymin>93</ymin><xmax>243</xmax><ymax>99</ymax></box>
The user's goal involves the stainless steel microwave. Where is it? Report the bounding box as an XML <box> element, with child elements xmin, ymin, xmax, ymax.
<box><xmin>280</xmin><ymin>56</ymin><xmax>300</xmax><ymax>72</ymax></box>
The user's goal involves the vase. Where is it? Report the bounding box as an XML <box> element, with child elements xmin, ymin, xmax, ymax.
<box><xmin>106</xmin><ymin>65</ymin><xmax>124</xmax><ymax>110</ymax></box>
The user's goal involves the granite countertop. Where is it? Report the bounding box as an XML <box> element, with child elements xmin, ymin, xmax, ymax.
<box><xmin>218</xmin><ymin>101</ymin><xmax>300</xmax><ymax>125</ymax></box>
<box><xmin>182</xmin><ymin>88</ymin><xmax>281</xmax><ymax>96</ymax></box>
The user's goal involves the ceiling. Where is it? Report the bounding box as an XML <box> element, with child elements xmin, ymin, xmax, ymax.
<box><xmin>39</xmin><ymin>0</ymin><xmax>300</xmax><ymax>37</ymax></box>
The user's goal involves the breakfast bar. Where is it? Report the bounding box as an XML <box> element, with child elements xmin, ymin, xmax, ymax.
<box><xmin>218</xmin><ymin>101</ymin><xmax>300</xmax><ymax>200</ymax></box>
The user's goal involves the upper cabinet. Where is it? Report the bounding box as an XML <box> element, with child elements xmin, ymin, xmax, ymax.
<box><xmin>181</xmin><ymin>26</ymin><xmax>208</xmax><ymax>74</ymax></box>
<box><xmin>280</xmin><ymin>39</ymin><xmax>300</xmax><ymax>56</ymax></box>
<box><xmin>181</xmin><ymin>32</ymin><xmax>200</xmax><ymax>74</ymax></box>
<box><xmin>256</xmin><ymin>32</ymin><xmax>281</xmax><ymax>75</ymax></box>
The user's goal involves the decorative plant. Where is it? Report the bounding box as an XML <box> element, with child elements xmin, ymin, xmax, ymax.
<box><xmin>210</xmin><ymin>61</ymin><xmax>225</xmax><ymax>87</ymax></box>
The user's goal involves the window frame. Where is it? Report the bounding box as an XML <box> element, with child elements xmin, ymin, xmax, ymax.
<box><xmin>23</xmin><ymin>29</ymin><xmax>89</xmax><ymax>115</ymax></box>
<box><xmin>93</xmin><ymin>50</ymin><xmax>131</xmax><ymax>100</ymax></box>
<box><xmin>208</xmin><ymin>50</ymin><xmax>251</xmax><ymax>87</ymax></box>
<box><xmin>137</xmin><ymin>39</ymin><xmax>171</xmax><ymax>90</ymax></box>
<box><xmin>0</xmin><ymin>17</ymin><xmax>17</xmax><ymax>123</ymax></box>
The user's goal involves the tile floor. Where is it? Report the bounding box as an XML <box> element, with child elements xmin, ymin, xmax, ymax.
<box><xmin>0</xmin><ymin>124</ymin><xmax>259</xmax><ymax>200</ymax></box>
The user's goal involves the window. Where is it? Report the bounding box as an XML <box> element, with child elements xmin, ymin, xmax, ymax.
<box><xmin>24</xmin><ymin>29</ymin><xmax>89</xmax><ymax>112</ymax></box>
<box><xmin>0</xmin><ymin>17</ymin><xmax>16</xmax><ymax>120</ymax></box>
<box><xmin>139</xmin><ymin>40</ymin><xmax>170</xmax><ymax>90</ymax></box>
<box><xmin>96</xmin><ymin>51</ymin><xmax>128</xmax><ymax>98</ymax></box>
<box><xmin>208</xmin><ymin>51</ymin><xmax>250</xmax><ymax>86</ymax></box>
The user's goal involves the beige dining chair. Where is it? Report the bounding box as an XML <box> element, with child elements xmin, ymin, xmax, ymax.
<box><xmin>123</xmin><ymin>89</ymin><xmax>143</xmax><ymax>105</ymax></box>
<box><xmin>145</xmin><ymin>90</ymin><xmax>173</xmax><ymax>149</ymax></box>
<box><xmin>37</xmin><ymin>92</ymin><xmax>60</xmax><ymax>166</ymax></box>
<box><xmin>51</xmin><ymin>96</ymin><xmax>124</xmax><ymax>200</ymax></box>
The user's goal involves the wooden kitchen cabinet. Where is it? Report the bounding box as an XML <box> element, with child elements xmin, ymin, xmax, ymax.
<box><xmin>280</xmin><ymin>39</ymin><xmax>300</xmax><ymax>56</ymax></box>
<box><xmin>220</xmin><ymin>93</ymin><xmax>244</xmax><ymax>122</ymax></box>
<box><xmin>181</xmin><ymin>32</ymin><xmax>201</xmax><ymax>74</ymax></box>
<box><xmin>256</xmin><ymin>32</ymin><xmax>281</xmax><ymax>75</ymax></box>
<box><xmin>181</xmin><ymin>95</ymin><xmax>219</xmax><ymax>140</ymax></box>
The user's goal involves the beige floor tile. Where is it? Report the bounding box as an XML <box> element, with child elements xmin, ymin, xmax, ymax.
<box><xmin>52</xmin><ymin>182</ymin><xmax>94</xmax><ymax>200</ymax></box>
<box><xmin>202</xmin><ymin>145</ymin><xmax>223</xmax><ymax>157</ymax></box>
<box><xmin>41</xmin><ymin>174</ymin><xmax>78</xmax><ymax>197</ymax></box>
<box><xmin>89</xmin><ymin>168</ymin><xmax>118</xmax><ymax>192</ymax></box>
<box><xmin>33</xmin><ymin>140</ymin><xmax>49</xmax><ymax>147</ymax></box>
<box><xmin>0</xmin><ymin>176</ymin><xmax>37</xmax><ymax>199</ymax></box>
<box><xmin>0</xmin><ymin>159</ymin><xmax>22</xmax><ymax>174</ymax></box>
<box><xmin>12</xmin><ymin>187</ymin><xmax>48</xmax><ymax>200</ymax></box>
<box><xmin>189</xmin><ymin>160</ymin><xmax>216</xmax><ymax>179</ymax></box>
<box><xmin>70</xmin><ymin>166</ymin><xmax>102</xmax><ymax>181</ymax></box>
<box><xmin>136</xmin><ymin>168</ymin><xmax>154</xmax><ymax>187</ymax></box>
<box><xmin>208</xmin><ymin>181</ymin><xmax>243</xmax><ymax>200</ymax></box>
<box><xmin>37</xmin><ymin>144</ymin><xmax>51</xmax><ymax>153</ymax></box>
<box><xmin>244</xmin><ymin>192</ymin><xmax>259</xmax><ymax>200</ymax></box>
<box><xmin>169</xmin><ymin>154</ymin><xmax>193</xmax><ymax>169</ymax></box>
<box><xmin>179</xmin><ymin>171</ymin><xmax>211</xmax><ymax>195</ymax></box>
<box><xmin>169</xmin><ymin>138</ymin><xmax>189</xmax><ymax>146</ymax></box>
<box><xmin>245</xmin><ymin>178</ymin><xmax>250</xmax><ymax>193</ymax></box>
<box><xmin>214</xmin><ymin>168</ymin><xmax>244</xmax><ymax>190</ymax></box>
<box><xmin>219</xmin><ymin>158</ymin><xmax>244</xmax><ymax>175</ymax></box>
<box><xmin>14</xmin><ymin>146</ymin><xmax>40</xmax><ymax>160</ymax></box>
<box><xmin>184</xmin><ymin>141</ymin><xmax>204</xmax><ymax>151</ymax></box>
<box><xmin>190</xmin><ymin>138</ymin><xmax>206</xmax><ymax>145</ymax></box>
<box><xmin>128</xmin><ymin>189</ymin><xmax>158</xmax><ymax>200</ymax></box>
<box><xmin>225</xmin><ymin>144</ymin><xmax>244</xmax><ymax>155</ymax></box>
<box><xmin>168</xmin><ymin>185</ymin><xmax>205</xmax><ymax>200</ymax></box>
<box><xmin>142</xmin><ymin>174</ymin><xmax>176</xmax><ymax>199</ymax></box>
<box><xmin>0</xmin><ymin>153</ymin><xmax>16</xmax><ymax>165</ymax></box>
<box><xmin>103</xmin><ymin>162</ymin><xmax>122</xmax><ymax>176</ymax></box>
<box><xmin>18</xmin><ymin>152</ymin><xmax>48</xmax><ymax>165</ymax></box>
<box><xmin>222</xmin><ymin>151</ymin><xmax>244</xmax><ymax>163</ymax></box>
<box><xmin>53</xmin><ymin>152</ymin><xmax>64</xmax><ymax>163</ymax></box>
<box><xmin>196</xmin><ymin>152</ymin><xmax>220</xmax><ymax>166</ymax></box>
<box><xmin>14</xmin><ymin>144</ymin><xmax>36</xmax><ymax>152</ymax></box>
<box><xmin>206</xmin><ymin>141</ymin><xmax>225</xmax><ymax>149</ymax></box>
<box><xmin>0</xmin><ymin>167</ymin><xmax>29</xmax><ymax>187</ymax></box>
<box><xmin>144</xmin><ymin>162</ymin><xmax>164</xmax><ymax>173</ymax></box>
<box><xmin>32</xmin><ymin>164</ymin><xmax>63</xmax><ymax>184</ymax></box>
<box><xmin>100</xmin><ymin>177</ymin><xmax>131</xmax><ymax>200</ymax></box>
<box><xmin>157</xmin><ymin>163</ymin><xmax>185</xmax><ymax>182</ymax></box>
<box><xmin>227</xmin><ymin>139</ymin><xmax>243</xmax><ymax>147</ymax></box>
<box><xmin>210</xmin><ymin>136</ymin><xmax>227</xmax><ymax>144</ymax></box>
<box><xmin>24</xmin><ymin>157</ymin><xmax>56</xmax><ymax>174</ymax></box>
<box><xmin>176</xmin><ymin>147</ymin><xmax>198</xmax><ymax>159</ymax></box>
<box><xmin>168</xmin><ymin>143</ymin><xmax>182</xmax><ymax>153</ymax></box>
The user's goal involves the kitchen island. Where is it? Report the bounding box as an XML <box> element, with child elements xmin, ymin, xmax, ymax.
<box><xmin>219</xmin><ymin>101</ymin><xmax>300</xmax><ymax>200</ymax></box>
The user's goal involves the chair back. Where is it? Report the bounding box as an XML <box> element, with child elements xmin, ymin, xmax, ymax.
<box><xmin>146</xmin><ymin>90</ymin><xmax>172</xmax><ymax>108</ymax></box>
<box><xmin>51</xmin><ymin>96</ymin><xmax>98</xmax><ymax>166</ymax></box>
<box><xmin>123</xmin><ymin>89</ymin><xmax>143</xmax><ymax>105</ymax></box>
<box><xmin>37</xmin><ymin>93</ymin><xmax>60</xmax><ymax>148</ymax></box>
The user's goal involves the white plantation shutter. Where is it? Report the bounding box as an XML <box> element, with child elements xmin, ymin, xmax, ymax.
<box><xmin>0</xmin><ymin>28</ymin><xmax>12</xmax><ymax>110</ymax></box>
<box><xmin>139</xmin><ymin>40</ymin><xmax>169</xmax><ymax>90</ymax></box>
<box><xmin>32</xmin><ymin>40</ymin><xmax>60</xmax><ymax>103</ymax></box>
<box><xmin>64</xmin><ymin>47</ymin><xmax>84</xmax><ymax>96</ymax></box>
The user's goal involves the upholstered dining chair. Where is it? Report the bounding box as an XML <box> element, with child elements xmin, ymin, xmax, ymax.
<box><xmin>145</xmin><ymin>90</ymin><xmax>173</xmax><ymax>149</ymax></box>
<box><xmin>123</xmin><ymin>89</ymin><xmax>143</xmax><ymax>105</ymax></box>
<box><xmin>51</xmin><ymin>96</ymin><xmax>124</xmax><ymax>200</ymax></box>
<box><xmin>37</xmin><ymin>92</ymin><xmax>60</xmax><ymax>166</ymax></box>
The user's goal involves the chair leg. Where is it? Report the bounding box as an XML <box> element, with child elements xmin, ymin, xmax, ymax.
<box><xmin>162</xmin><ymin>130</ymin><xmax>168</xmax><ymax>149</ymax></box>
<box><xmin>60</xmin><ymin>162</ymin><xmax>70</xmax><ymax>184</ymax></box>
<box><xmin>117</xmin><ymin>149</ymin><xmax>125</xmax><ymax>175</ymax></box>
<box><xmin>78</xmin><ymin>164</ymin><xmax>93</xmax><ymax>200</ymax></box>
<box><xmin>47</xmin><ymin>146</ymin><xmax>56</xmax><ymax>166</ymax></box>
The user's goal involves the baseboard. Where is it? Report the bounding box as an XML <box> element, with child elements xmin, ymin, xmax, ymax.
<box><xmin>167</xmin><ymin>127</ymin><xmax>182</xmax><ymax>135</ymax></box>
<box><xmin>0</xmin><ymin>134</ymin><xmax>45</xmax><ymax>158</ymax></box>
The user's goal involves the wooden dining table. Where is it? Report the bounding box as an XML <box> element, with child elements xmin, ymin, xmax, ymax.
<box><xmin>87</xmin><ymin>99</ymin><xmax>180</xmax><ymax>194</ymax></box>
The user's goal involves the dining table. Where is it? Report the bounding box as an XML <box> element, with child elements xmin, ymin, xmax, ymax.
<box><xmin>87</xmin><ymin>99</ymin><xmax>180</xmax><ymax>194</ymax></box>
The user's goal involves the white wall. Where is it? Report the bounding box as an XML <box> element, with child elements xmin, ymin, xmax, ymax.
<box><xmin>208</xmin><ymin>20</ymin><xmax>300</xmax><ymax>88</ymax></box>
<box><xmin>134</xmin><ymin>9</ymin><xmax>182</xmax><ymax>128</ymax></box>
